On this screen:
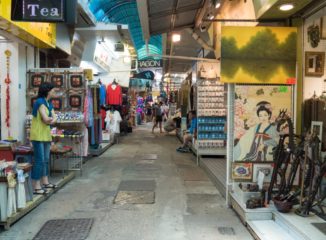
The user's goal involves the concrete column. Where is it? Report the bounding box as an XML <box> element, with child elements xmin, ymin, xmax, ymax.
<box><xmin>0</xmin><ymin>42</ymin><xmax>35</xmax><ymax>141</ymax></box>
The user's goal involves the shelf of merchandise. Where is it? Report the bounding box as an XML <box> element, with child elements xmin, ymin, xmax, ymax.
<box><xmin>0</xmin><ymin>172</ymin><xmax>75</xmax><ymax>230</ymax></box>
<box><xmin>56</xmin><ymin>120</ymin><xmax>84</xmax><ymax>124</ymax></box>
<box><xmin>197</xmin><ymin>78</ymin><xmax>226</xmax><ymax>156</ymax></box>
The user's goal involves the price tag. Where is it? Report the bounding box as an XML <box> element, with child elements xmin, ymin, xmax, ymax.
<box><xmin>257</xmin><ymin>171</ymin><xmax>265</xmax><ymax>190</ymax></box>
<box><xmin>286</xmin><ymin>78</ymin><xmax>296</xmax><ymax>84</ymax></box>
<box><xmin>279</xmin><ymin>86</ymin><xmax>288</xmax><ymax>93</ymax></box>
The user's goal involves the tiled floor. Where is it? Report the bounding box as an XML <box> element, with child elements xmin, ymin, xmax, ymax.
<box><xmin>0</xmin><ymin>123</ymin><xmax>252</xmax><ymax>240</ymax></box>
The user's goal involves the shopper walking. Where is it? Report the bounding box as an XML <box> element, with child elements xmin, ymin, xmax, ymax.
<box><xmin>145</xmin><ymin>103</ymin><xmax>152</xmax><ymax>122</ymax></box>
<box><xmin>152</xmin><ymin>102</ymin><xmax>163</xmax><ymax>133</ymax></box>
<box><xmin>30</xmin><ymin>82</ymin><xmax>57</xmax><ymax>194</ymax></box>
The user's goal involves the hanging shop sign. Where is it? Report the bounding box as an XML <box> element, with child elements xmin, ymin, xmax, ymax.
<box><xmin>0</xmin><ymin>0</ymin><xmax>56</xmax><ymax>48</ymax></box>
<box><xmin>11</xmin><ymin>0</ymin><xmax>65</xmax><ymax>22</ymax></box>
<box><xmin>221</xmin><ymin>26</ymin><xmax>297</xmax><ymax>84</ymax></box>
<box><xmin>93</xmin><ymin>44</ymin><xmax>111</xmax><ymax>73</ymax></box>
<box><xmin>138</xmin><ymin>59</ymin><xmax>163</xmax><ymax>68</ymax></box>
<box><xmin>132</xmin><ymin>71</ymin><xmax>155</xmax><ymax>80</ymax></box>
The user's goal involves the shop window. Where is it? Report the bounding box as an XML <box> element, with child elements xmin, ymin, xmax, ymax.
<box><xmin>39</xmin><ymin>51</ymin><xmax>46</xmax><ymax>68</ymax></box>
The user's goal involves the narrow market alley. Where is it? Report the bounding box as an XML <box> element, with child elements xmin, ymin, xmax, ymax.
<box><xmin>0</xmin><ymin>124</ymin><xmax>252</xmax><ymax>240</ymax></box>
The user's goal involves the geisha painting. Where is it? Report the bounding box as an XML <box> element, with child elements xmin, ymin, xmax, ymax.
<box><xmin>233</xmin><ymin>85</ymin><xmax>292</xmax><ymax>162</ymax></box>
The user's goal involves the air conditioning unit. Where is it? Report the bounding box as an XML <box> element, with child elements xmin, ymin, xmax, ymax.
<box><xmin>115</xmin><ymin>42</ymin><xmax>125</xmax><ymax>52</ymax></box>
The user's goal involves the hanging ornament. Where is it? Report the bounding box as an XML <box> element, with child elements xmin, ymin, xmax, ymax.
<box><xmin>5</xmin><ymin>50</ymin><xmax>12</xmax><ymax>138</ymax></box>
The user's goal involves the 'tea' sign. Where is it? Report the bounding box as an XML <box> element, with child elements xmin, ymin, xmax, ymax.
<box><xmin>23</xmin><ymin>0</ymin><xmax>64</xmax><ymax>21</ymax></box>
<box><xmin>11</xmin><ymin>0</ymin><xmax>65</xmax><ymax>22</ymax></box>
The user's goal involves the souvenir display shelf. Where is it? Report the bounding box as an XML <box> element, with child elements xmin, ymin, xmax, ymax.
<box><xmin>197</xmin><ymin>77</ymin><xmax>226</xmax><ymax>156</ymax></box>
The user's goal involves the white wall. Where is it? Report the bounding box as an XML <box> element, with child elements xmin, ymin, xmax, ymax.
<box><xmin>95</xmin><ymin>51</ymin><xmax>132</xmax><ymax>88</ymax></box>
<box><xmin>303</xmin><ymin>7</ymin><xmax>326</xmax><ymax>99</ymax></box>
<box><xmin>0</xmin><ymin>42</ymin><xmax>35</xmax><ymax>141</ymax></box>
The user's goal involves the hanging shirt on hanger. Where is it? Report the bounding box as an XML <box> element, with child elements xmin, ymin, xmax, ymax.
<box><xmin>106</xmin><ymin>83</ymin><xmax>122</xmax><ymax>105</ymax></box>
<box><xmin>109</xmin><ymin>110</ymin><xmax>122</xmax><ymax>134</ymax></box>
<box><xmin>99</xmin><ymin>84</ymin><xmax>106</xmax><ymax>106</ymax></box>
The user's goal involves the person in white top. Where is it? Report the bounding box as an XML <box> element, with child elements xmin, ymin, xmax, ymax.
<box><xmin>162</xmin><ymin>102</ymin><xmax>170</xmax><ymax>121</ymax></box>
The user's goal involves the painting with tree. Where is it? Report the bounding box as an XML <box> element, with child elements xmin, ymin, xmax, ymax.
<box><xmin>221</xmin><ymin>26</ymin><xmax>297</xmax><ymax>84</ymax></box>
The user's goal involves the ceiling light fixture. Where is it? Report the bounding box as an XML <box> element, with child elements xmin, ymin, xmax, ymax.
<box><xmin>207</xmin><ymin>13</ymin><xmax>215</xmax><ymax>20</ymax></box>
<box><xmin>215</xmin><ymin>3</ymin><xmax>221</xmax><ymax>8</ymax></box>
<box><xmin>279</xmin><ymin>3</ymin><xmax>294</xmax><ymax>11</ymax></box>
<box><xmin>172</xmin><ymin>33</ymin><xmax>181</xmax><ymax>42</ymax></box>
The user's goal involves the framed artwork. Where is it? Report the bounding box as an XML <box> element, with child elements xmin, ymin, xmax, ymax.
<box><xmin>232</xmin><ymin>162</ymin><xmax>253</xmax><ymax>181</ymax></box>
<box><xmin>320</xmin><ymin>16</ymin><xmax>326</xmax><ymax>40</ymax></box>
<box><xmin>253</xmin><ymin>163</ymin><xmax>274</xmax><ymax>182</ymax></box>
<box><xmin>68</xmin><ymin>94</ymin><xmax>84</xmax><ymax>111</ymax></box>
<box><xmin>197</xmin><ymin>62</ymin><xmax>219</xmax><ymax>79</ymax></box>
<box><xmin>311</xmin><ymin>121</ymin><xmax>323</xmax><ymax>146</ymax></box>
<box><xmin>69</xmin><ymin>74</ymin><xmax>84</xmax><ymax>88</ymax></box>
<box><xmin>50</xmin><ymin>98</ymin><xmax>64</xmax><ymax>111</ymax></box>
<box><xmin>51</xmin><ymin>74</ymin><xmax>65</xmax><ymax>88</ymax></box>
<box><xmin>221</xmin><ymin>26</ymin><xmax>297</xmax><ymax>84</ymax></box>
<box><xmin>305</xmin><ymin>52</ymin><xmax>325</xmax><ymax>77</ymax></box>
<box><xmin>29</xmin><ymin>73</ymin><xmax>46</xmax><ymax>88</ymax></box>
<box><xmin>233</xmin><ymin>85</ymin><xmax>292</xmax><ymax>162</ymax></box>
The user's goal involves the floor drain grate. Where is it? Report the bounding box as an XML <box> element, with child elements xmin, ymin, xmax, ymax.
<box><xmin>118</xmin><ymin>180</ymin><xmax>156</xmax><ymax>191</ymax></box>
<box><xmin>217</xmin><ymin>227</ymin><xmax>235</xmax><ymax>235</ymax></box>
<box><xmin>33</xmin><ymin>218</ymin><xmax>93</xmax><ymax>240</ymax></box>
<box><xmin>113</xmin><ymin>191</ymin><xmax>155</xmax><ymax>204</ymax></box>
<box><xmin>136</xmin><ymin>154</ymin><xmax>158</xmax><ymax>160</ymax></box>
<box><xmin>311</xmin><ymin>223</ymin><xmax>326</xmax><ymax>235</ymax></box>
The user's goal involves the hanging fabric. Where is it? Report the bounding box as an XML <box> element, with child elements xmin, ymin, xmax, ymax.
<box><xmin>5</xmin><ymin>50</ymin><xmax>11</xmax><ymax>137</ymax></box>
<box><xmin>106</xmin><ymin>83</ymin><xmax>122</xmax><ymax>105</ymax></box>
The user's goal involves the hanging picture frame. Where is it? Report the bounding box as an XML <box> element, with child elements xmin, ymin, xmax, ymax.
<box><xmin>311</xmin><ymin>121</ymin><xmax>323</xmax><ymax>143</ymax></box>
<box><xmin>68</xmin><ymin>73</ymin><xmax>84</xmax><ymax>88</ymax></box>
<box><xmin>28</xmin><ymin>72</ymin><xmax>47</xmax><ymax>89</ymax></box>
<box><xmin>320</xmin><ymin>16</ymin><xmax>326</xmax><ymax>40</ymax></box>
<box><xmin>232</xmin><ymin>162</ymin><xmax>253</xmax><ymax>181</ymax></box>
<box><xmin>50</xmin><ymin>74</ymin><xmax>66</xmax><ymax>88</ymax></box>
<box><xmin>253</xmin><ymin>163</ymin><xmax>274</xmax><ymax>182</ymax></box>
<box><xmin>305</xmin><ymin>52</ymin><xmax>325</xmax><ymax>77</ymax></box>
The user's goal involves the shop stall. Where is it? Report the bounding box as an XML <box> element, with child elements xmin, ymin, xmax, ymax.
<box><xmin>196</xmin><ymin>62</ymin><xmax>227</xmax><ymax>157</ymax></box>
<box><xmin>221</xmin><ymin>25</ymin><xmax>325</xmax><ymax>240</ymax></box>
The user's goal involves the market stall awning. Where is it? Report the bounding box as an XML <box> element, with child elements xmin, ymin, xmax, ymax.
<box><xmin>89</xmin><ymin>0</ymin><xmax>162</xmax><ymax>60</ymax></box>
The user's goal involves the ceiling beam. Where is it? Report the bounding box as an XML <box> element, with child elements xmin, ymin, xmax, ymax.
<box><xmin>137</xmin><ymin>0</ymin><xmax>150</xmax><ymax>41</ymax></box>
<box><xmin>151</xmin><ymin>23</ymin><xmax>194</xmax><ymax>35</ymax></box>
<box><xmin>170</xmin><ymin>0</ymin><xmax>179</xmax><ymax>32</ymax></box>
<box><xmin>195</xmin><ymin>0</ymin><xmax>210</xmax><ymax>28</ymax></box>
<box><xmin>149</xmin><ymin>3</ymin><xmax>203</xmax><ymax>19</ymax></box>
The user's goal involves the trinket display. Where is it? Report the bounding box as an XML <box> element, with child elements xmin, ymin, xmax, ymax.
<box><xmin>197</xmin><ymin>77</ymin><xmax>226</xmax><ymax>151</ymax></box>
<box><xmin>56</xmin><ymin>111</ymin><xmax>84</xmax><ymax>122</ymax></box>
